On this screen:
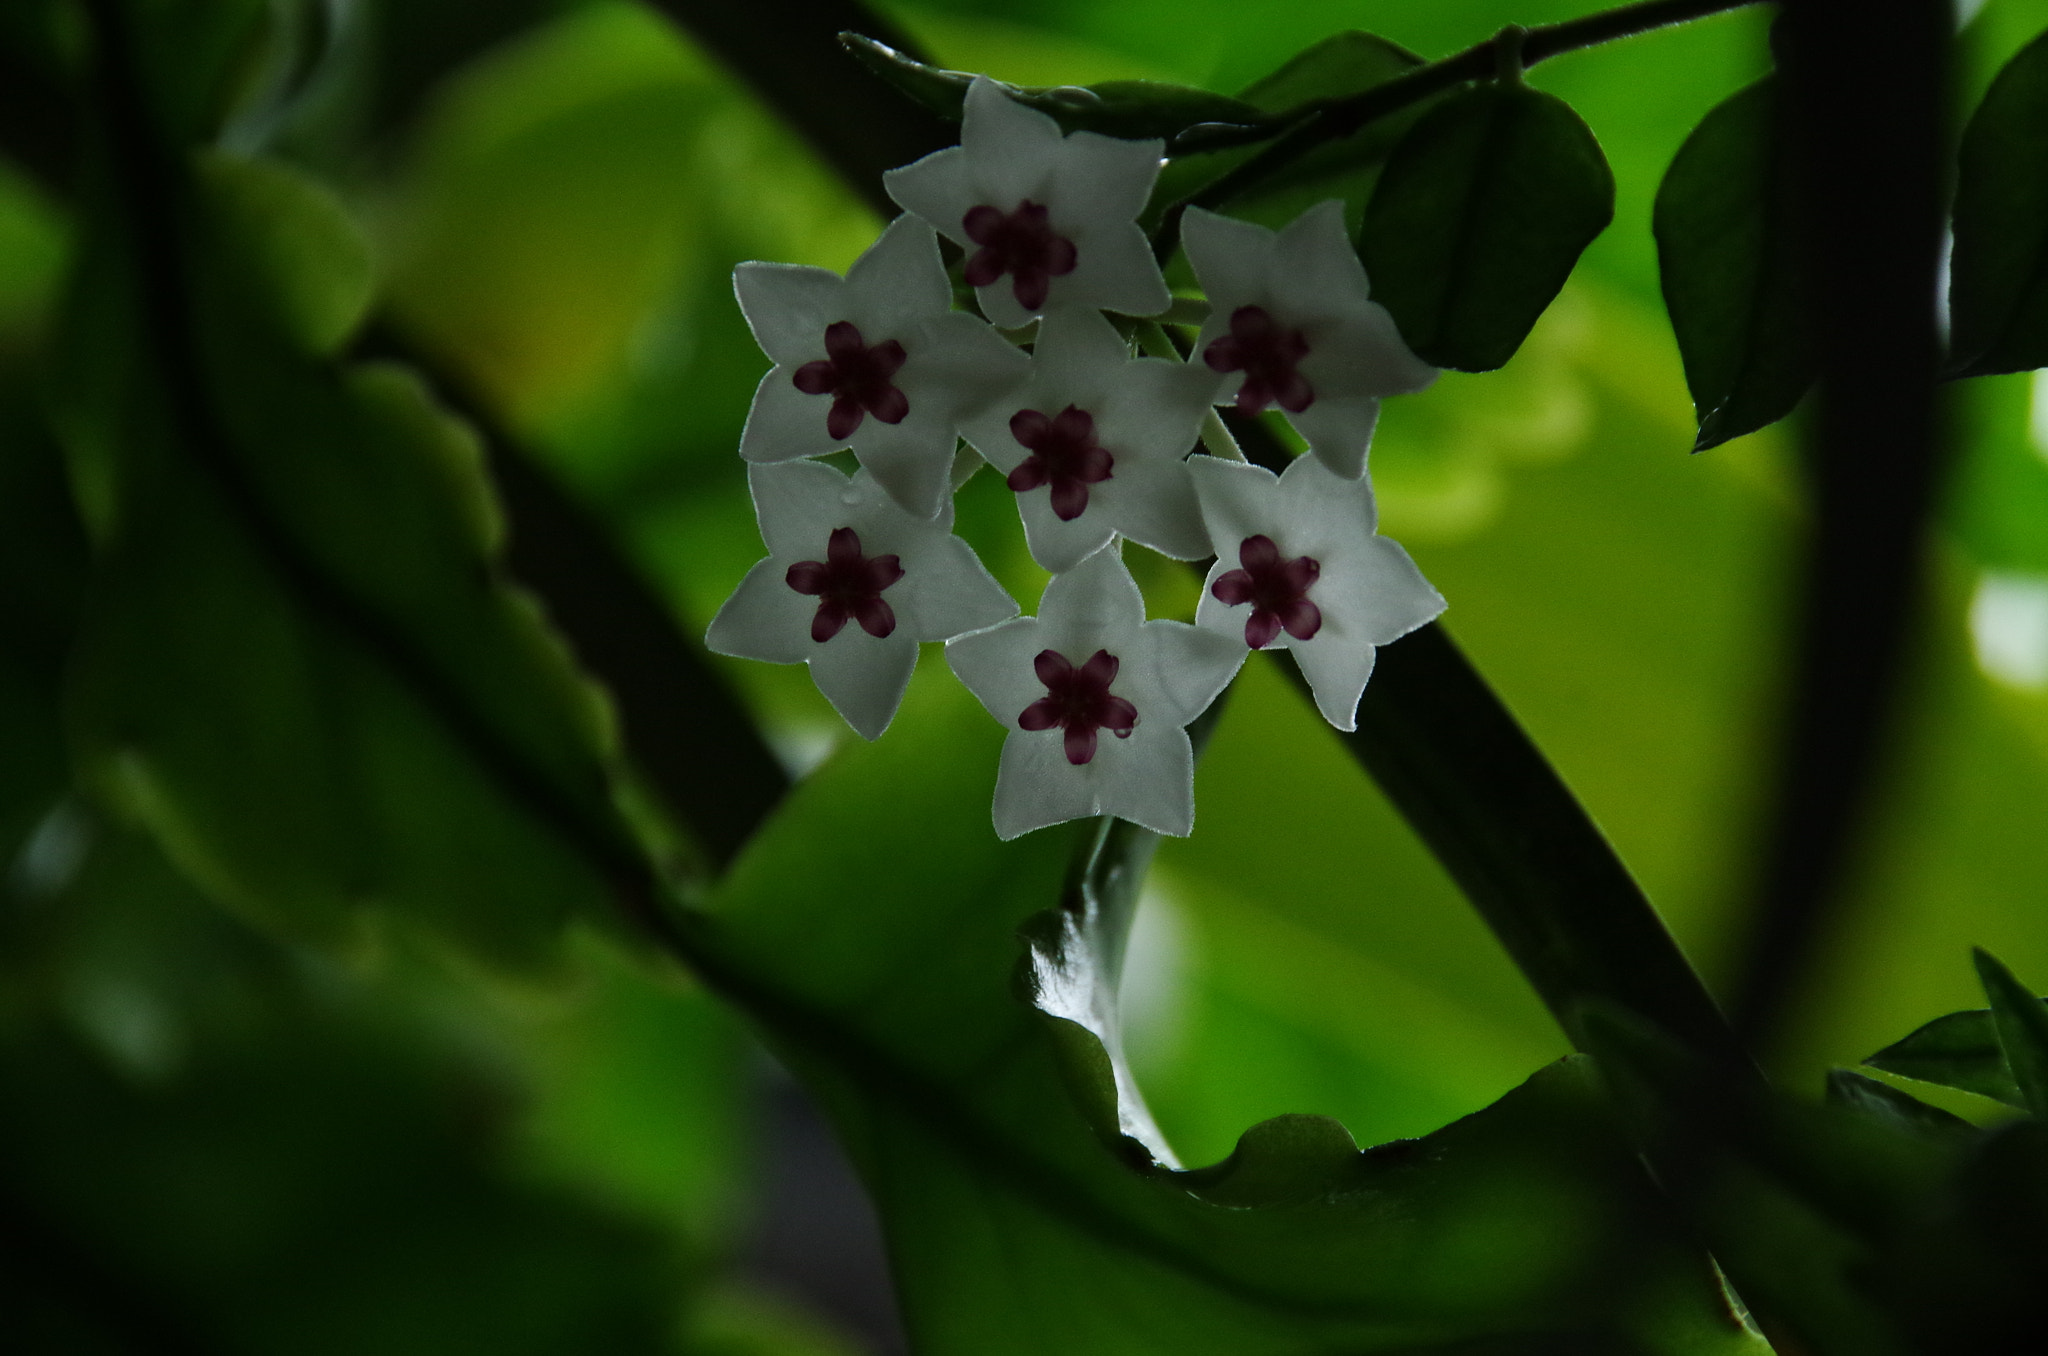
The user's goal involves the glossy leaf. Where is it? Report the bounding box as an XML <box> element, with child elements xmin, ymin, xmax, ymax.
<box><xmin>699</xmin><ymin>678</ymin><xmax>1763</xmax><ymax>1356</ymax></box>
<box><xmin>1823</xmin><ymin>1069</ymin><xmax>1976</xmax><ymax>1140</ymax></box>
<box><xmin>1147</xmin><ymin>31</ymin><xmax>1434</xmax><ymax>234</ymax></box>
<box><xmin>1652</xmin><ymin>76</ymin><xmax>1813</xmax><ymax>450</ymax></box>
<box><xmin>1975</xmin><ymin>949</ymin><xmax>2048</xmax><ymax>1119</ymax></box>
<box><xmin>840</xmin><ymin>33</ymin><xmax>1268</xmax><ymax>142</ymax></box>
<box><xmin>54</xmin><ymin>146</ymin><xmax>645</xmax><ymax>970</ymax></box>
<box><xmin>1948</xmin><ymin>29</ymin><xmax>2048</xmax><ymax>376</ymax></box>
<box><xmin>1359</xmin><ymin>84</ymin><xmax>1614</xmax><ymax>373</ymax></box>
<box><xmin>1864</xmin><ymin>1006</ymin><xmax>2030</xmax><ymax>1109</ymax></box>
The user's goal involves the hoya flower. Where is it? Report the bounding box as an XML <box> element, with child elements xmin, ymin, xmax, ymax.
<box><xmin>1182</xmin><ymin>200</ymin><xmax>1437</xmax><ymax>480</ymax></box>
<box><xmin>736</xmin><ymin>214</ymin><xmax>1028</xmax><ymax>519</ymax></box>
<box><xmin>884</xmin><ymin>76</ymin><xmax>1172</xmax><ymax>328</ymax></box>
<box><xmin>959</xmin><ymin>309</ymin><xmax>1215</xmax><ymax>573</ymax></box>
<box><xmin>1189</xmin><ymin>453</ymin><xmax>1444</xmax><ymax>731</ymax></box>
<box><xmin>707</xmin><ymin>459</ymin><xmax>1017</xmax><ymax>740</ymax></box>
<box><xmin>947</xmin><ymin>544</ymin><xmax>1243</xmax><ymax>839</ymax></box>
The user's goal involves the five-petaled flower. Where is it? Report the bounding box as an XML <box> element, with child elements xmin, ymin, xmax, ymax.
<box><xmin>885</xmin><ymin>76</ymin><xmax>1172</xmax><ymax>329</ymax></box>
<box><xmin>1189</xmin><ymin>453</ymin><xmax>1444</xmax><ymax>731</ymax></box>
<box><xmin>960</xmin><ymin>309</ymin><xmax>1214</xmax><ymax>573</ymax></box>
<box><xmin>708</xmin><ymin>460</ymin><xmax>1018</xmax><ymax>740</ymax></box>
<box><xmin>1183</xmin><ymin>201</ymin><xmax>1437</xmax><ymax>480</ymax></box>
<box><xmin>735</xmin><ymin>214</ymin><xmax>1028</xmax><ymax>519</ymax></box>
<box><xmin>947</xmin><ymin>545</ymin><xmax>1243</xmax><ymax>839</ymax></box>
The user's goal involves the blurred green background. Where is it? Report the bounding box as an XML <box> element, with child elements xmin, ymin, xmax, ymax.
<box><xmin>6</xmin><ymin>0</ymin><xmax>2048</xmax><ymax>1351</ymax></box>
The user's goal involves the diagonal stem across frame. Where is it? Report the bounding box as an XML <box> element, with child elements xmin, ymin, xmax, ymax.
<box><xmin>1150</xmin><ymin>0</ymin><xmax>1768</xmax><ymax>257</ymax></box>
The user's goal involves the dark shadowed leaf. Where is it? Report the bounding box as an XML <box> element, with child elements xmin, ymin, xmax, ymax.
<box><xmin>0</xmin><ymin>360</ymin><xmax>87</xmax><ymax>864</ymax></box>
<box><xmin>1824</xmin><ymin>1069</ymin><xmax>1977</xmax><ymax>1140</ymax></box>
<box><xmin>1147</xmin><ymin>31</ymin><xmax>1436</xmax><ymax>235</ymax></box>
<box><xmin>1948</xmin><ymin>30</ymin><xmax>2048</xmax><ymax>376</ymax></box>
<box><xmin>1975</xmin><ymin>949</ymin><xmax>2048</xmax><ymax>1119</ymax></box>
<box><xmin>1652</xmin><ymin>76</ymin><xmax>1813</xmax><ymax>450</ymax></box>
<box><xmin>53</xmin><ymin>150</ymin><xmax>646</xmax><ymax>970</ymax></box>
<box><xmin>1359</xmin><ymin>84</ymin><xmax>1614</xmax><ymax>373</ymax></box>
<box><xmin>697</xmin><ymin>680</ymin><xmax>1764</xmax><ymax>1356</ymax></box>
<box><xmin>1864</xmin><ymin>1006</ymin><xmax>2032</xmax><ymax>1109</ymax></box>
<box><xmin>840</xmin><ymin>33</ymin><xmax>1267</xmax><ymax>143</ymax></box>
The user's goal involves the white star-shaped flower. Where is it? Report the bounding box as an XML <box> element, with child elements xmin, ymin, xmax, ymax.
<box><xmin>1189</xmin><ymin>453</ymin><xmax>1444</xmax><ymax>731</ymax></box>
<box><xmin>1182</xmin><ymin>200</ymin><xmax>1437</xmax><ymax>480</ymax></box>
<box><xmin>946</xmin><ymin>544</ymin><xmax>1244</xmax><ymax>840</ymax></box>
<box><xmin>707</xmin><ymin>459</ymin><xmax>1018</xmax><ymax>740</ymax></box>
<box><xmin>959</xmin><ymin>309</ymin><xmax>1215</xmax><ymax>573</ymax></box>
<box><xmin>735</xmin><ymin>214</ymin><xmax>1028</xmax><ymax>519</ymax></box>
<box><xmin>884</xmin><ymin>76</ymin><xmax>1172</xmax><ymax>329</ymax></box>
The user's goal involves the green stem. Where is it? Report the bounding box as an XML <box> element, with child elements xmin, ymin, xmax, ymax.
<box><xmin>1153</xmin><ymin>0</ymin><xmax>1767</xmax><ymax>253</ymax></box>
<box><xmin>1214</xmin><ymin>413</ymin><xmax>1749</xmax><ymax>1073</ymax></box>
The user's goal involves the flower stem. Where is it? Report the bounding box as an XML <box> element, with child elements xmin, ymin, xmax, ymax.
<box><xmin>1154</xmin><ymin>0</ymin><xmax>1767</xmax><ymax>255</ymax></box>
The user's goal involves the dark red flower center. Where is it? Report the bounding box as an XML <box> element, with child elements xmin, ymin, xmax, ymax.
<box><xmin>962</xmin><ymin>200</ymin><xmax>1078</xmax><ymax>312</ymax></box>
<box><xmin>1005</xmin><ymin>404</ymin><xmax>1114</xmax><ymax>521</ymax></box>
<box><xmin>785</xmin><ymin>526</ymin><xmax>905</xmax><ymax>643</ymax></box>
<box><xmin>793</xmin><ymin>321</ymin><xmax>910</xmax><ymax>441</ymax></box>
<box><xmin>1018</xmin><ymin>648</ymin><xmax>1137</xmax><ymax>766</ymax></box>
<box><xmin>1210</xmin><ymin>534</ymin><xmax>1322</xmax><ymax>648</ymax></box>
<box><xmin>1203</xmin><ymin>305</ymin><xmax>1314</xmax><ymax>414</ymax></box>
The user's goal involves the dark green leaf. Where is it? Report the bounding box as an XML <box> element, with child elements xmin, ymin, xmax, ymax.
<box><xmin>1864</xmin><ymin>1007</ymin><xmax>2029</xmax><ymax>1109</ymax></box>
<box><xmin>1147</xmin><ymin>31</ymin><xmax>1435</xmax><ymax>237</ymax></box>
<box><xmin>53</xmin><ymin>149</ymin><xmax>647</xmax><ymax>970</ymax></box>
<box><xmin>1824</xmin><ymin>1069</ymin><xmax>1977</xmax><ymax>1140</ymax></box>
<box><xmin>1651</xmin><ymin>76</ymin><xmax>1814</xmax><ymax>451</ymax></box>
<box><xmin>0</xmin><ymin>360</ymin><xmax>87</xmax><ymax>864</ymax></box>
<box><xmin>839</xmin><ymin>33</ymin><xmax>1268</xmax><ymax>143</ymax></box>
<box><xmin>1948</xmin><ymin>30</ymin><xmax>2048</xmax><ymax>376</ymax></box>
<box><xmin>1975</xmin><ymin>949</ymin><xmax>2048</xmax><ymax>1119</ymax></box>
<box><xmin>0</xmin><ymin>819</ymin><xmax>690</xmax><ymax>1356</ymax></box>
<box><xmin>1359</xmin><ymin>84</ymin><xmax>1614</xmax><ymax>373</ymax></box>
<box><xmin>698</xmin><ymin>684</ymin><xmax>1760</xmax><ymax>1355</ymax></box>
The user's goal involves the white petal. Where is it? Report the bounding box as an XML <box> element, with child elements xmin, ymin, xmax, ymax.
<box><xmin>946</xmin><ymin>616</ymin><xmax>1046</xmax><ymax>730</ymax></box>
<box><xmin>1285</xmin><ymin>393</ymin><xmax>1381</xmax><ymax>480</ymax></box>
<box><xmin>960</xmin><ymin>76</ymin><xmax>1065</xmax><ymax>205</ymax></box>
<box><xmin>973</xmin><ymin>279</ymin><xmax>1036</xmax><ymax>331</ymax></box>
<box><xmin>1094</xmin><ymin>723</ymin><xmax>1196</xmax><ymax>838</ymax></box>
<box><xmin>1270</xmin><ymin>200</ymin><xmax>1374</xmax><ymax>318</ymax></box>
<box><xmin>1031</xmin><ymin>308</ymin><xmax>1132</xmax><ymax>396</ymax></box>
<box><xmin>849</xmin><ymin>409</ymin><xmax>958</xmax><ymax>519</ymax></box>
<box><xmin>705</xmin><ymin>560</ymin><xmax>816</xmax><ymax>665</ymax></box>
<box><xmin>1014</xmin><ymin>490</ymin><xmax>1120</xmax><ymax>575</ymax></box>
<box><xmin>903</xmin><ymin>311</ymin><xmax>1031</xmax><ymax>419</ymax></box>
<box><xmin>992</xmin><ymin>730</ymin><xmax>1103</xmax><ymax>839</ymax></box>
<box><xmin>1142</xmin><ymin>620</ymin><xmax>1245</xmax><ymax>726</ymax></box>
<box><xmin>1033</xmin><ymin>543</ymin><xmax>1146</xmax><ymax>655</ymax></box>
<box><xmin>1305</xmin><ymin>302</ymin><xmax>1438</xmax><ymax>400</ymax></box>
<box><xmin>808</xmin><ymin>628</ymin><xmax>919</xmax><ymax>740</ymax></box>
<box><xmin>1047</xmin><ymin>129</ymin><xmax>1165</xmax><ymax>227</ymax></box>
<box><xmin>1091</xmin><ymin>455</ymin><xmax>1209</xmax><ymax>561</ymax></box>
<box><xmin>844</xmin><ymin>215</ymin><xmax>952</xmax><ymax>340</ymax></box>
<box><xmin>894</xmin><ymin>534</ymin><xmax>1019</xmax><ymax>641</ymax></box>
<box><xmin>1187</xmin><ymin>454</ymin><xmax>1283</xmax><ymax>558</ymax></box>
<box><xmin>1180</xmin><ymin>207</ymin><xmax>1277</xmax><ymax>313</ymax></box>
<box><xmin>1067</xmin><ymin>221</ymin><xmax>1172</xmax><ymax>319</ymax></box>
<box><xmin>739</xmin><ymin>370</ymin><xmax>843</xmax><ymax>462</ymax></box>
<box><xmin>884</xmin><ymin>147</ymin><xmax>978</xmax><ymax>248</ymax></box>
<box><xmin>1285</xmin><ymin>631</ymin><xmax>1380</xmax><ymax>732</ymax></box>
<box><xmin>1193</xmin><ymin>557</ymin><xmax>1251</xmax><ymax>644</ymax></box>
<box><xmin>747</xmin><ymin>458</ymin><xmax>860</xmax><ymax>560</ymax></box>
<box><xmin>1335</xmin><ymin>536</ymin><xmax>1447</xmax><ymax>644</ymax></box>
<box><xmin>733</xmin><ymin>263</ymin><xmax>844</xmax><ymax>365</ymax></box>
<box><xmin>1274</xmin><ymin>446</ymin><xmax>1378</xmax><ymax>538</ymax></box>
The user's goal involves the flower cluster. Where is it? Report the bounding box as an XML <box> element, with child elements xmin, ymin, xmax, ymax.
<box><xmin>707</xmin><ymin>76</ymin><xmax>1446</xmax><ymax>839</ymax></box>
